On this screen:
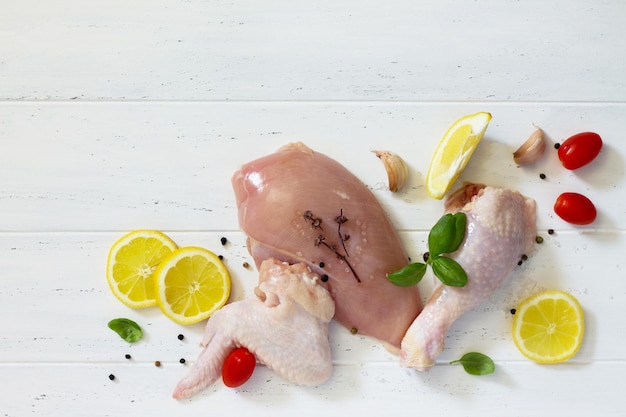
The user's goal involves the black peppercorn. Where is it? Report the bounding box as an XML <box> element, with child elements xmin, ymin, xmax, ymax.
<box><xmin>125</xmin><ymin>354</ymin><xmax>131</xmax><ymax>360</ymax></box>
<box><xmin>554</xmin><ymin>143</ymin><xmax>561</xmax><ymax>149</ymax></box>
<box><xmin>539</xmin><ymin>173</ymin><xmax>546</xmax><ymax>180</ymax></box>
<box><xmin>218</xmin><ymin>255</ymin><xmax>224</xmax><ymax>260</ymax></box>
<box><xmin>510</xmin><ymin>308</ymin><xmax>516</xmax><ymax>315</ymax></box>
<box><xmin>319</xmin><ymin>261</ymin><xmax>325</xmax><ymax>268</ymax></box>
<box><xmin>179</xmin><ymin>358</ymin><xmax>186</xmax><ymax>364</ymax></box>
<box><xmin>517</xmin><ymin>260</ymin><xmax>523</xmax><ymax>266</ymax></box>
<box><xmin>423</xmin><ymin>252</ymin><xmax>430</xmax><ymax>262</ymax></box>
<box><xmin>108</xmin><ymin>374</ymin><xmax>115</xmax><ymax>381</ymax></box>
<box><xmin>321</xmin><ymin>274</ymin><xmax>329</xmax><ymax>282</ymax></box>
<box><xmin>220</xmin><ymin>237</ymin><xmax>228</xmax><ymax>245</ymax></box>
<box><xmin>548</xmin><ymin>229</ymin><xmax>554</xmax><ymax>235</ymax></box>
<box><xmin>177</xmin><ymin>334</ymin><xmax>184</xmax><ymax>341</ymax></box>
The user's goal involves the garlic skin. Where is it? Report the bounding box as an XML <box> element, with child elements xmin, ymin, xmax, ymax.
<box><xmin>513</xmin><ymin>128</ymin><xmax>546</xmax><ymax>165</ymax></box>
<box><xmin>372</xmin><ymin>150</ymin><xmax>408</xmax><ymax>192</ymax></box>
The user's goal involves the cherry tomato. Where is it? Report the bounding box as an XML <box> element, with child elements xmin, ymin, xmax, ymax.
<box><xmin>554</xmin><ymin>192</ymin><xmax>597</xmax><ymax>225</ymax></box>
<box><xmin>557</xmin><ymin>132</ymin><xmax>602</xmax><ymax>170</ymax></box>
<box><xmin>222</xmin><ymin>347</ymin><xmax>256</xmax><ymax>388</ymax></box>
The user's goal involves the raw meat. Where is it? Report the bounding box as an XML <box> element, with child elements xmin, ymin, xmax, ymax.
<box><xmin>173</xmin><ymin>259</ymin><xmax>335</xmax><ymax>399</ymax></box>
<box><xmin>400</xmin><ymin>184</ymin><xmax>537</xmax><ymax>370</ymax></box>
<box><xmin>231</xmin><ymin>142</ymin><xmax>422</xmax><ymax>349</ymax></box>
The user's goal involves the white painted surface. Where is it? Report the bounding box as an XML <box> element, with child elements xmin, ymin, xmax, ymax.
<box><xmin>1</xmin><ymin>1</ymin><xmax>625</xmax><ymax>416</ymax></box>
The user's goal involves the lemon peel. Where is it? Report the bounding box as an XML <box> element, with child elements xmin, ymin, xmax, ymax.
<box><xmin>426</xmin><ymin>112</ymin><xmax>492</xmax><ymax>199</ymax></box>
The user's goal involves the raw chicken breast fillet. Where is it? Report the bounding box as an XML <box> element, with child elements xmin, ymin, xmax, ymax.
<box><xmin>232</xmin><ymin>142</ymin><xmax>422</xmax><ymax>349</ymax></box>
<box><xmin>401</xmin><ymin>184</ymin><xmax>537</xmax><ymax>370</ymax></box>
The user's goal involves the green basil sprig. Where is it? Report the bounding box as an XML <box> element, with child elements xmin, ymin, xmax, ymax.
<box><xmin>388</xmin><ymin>212</ymin><xmax>468</xmax><ymax>287</ymax></box>
<box><xmin>108</xmin><ymin>318</ymin><xmax>143</xmax><ymax>343</ymax></box>
<box><xmin>450</xmin><ymin>352</ymin><xmax>495</xmax><ymax>375</ymax></box>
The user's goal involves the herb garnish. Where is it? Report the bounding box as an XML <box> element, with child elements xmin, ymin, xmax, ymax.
<box><xmin>108</xmin><ymin>318</ymin><xmax>143</xmax><ymax>343</ymax></box>
<box><xmin>305</xmin><ymin>209</ymin><xmax>361</xmax><ymax>283</ymax></box>
<box><xmin>388</xmin><ymin>212</ymin><xmax>468</xmax><ymax>287</ymax></box>
<box><xmin>450</xmin><ymin>352</ymin><xmax>495</xmax><ymax>375</ymax></box>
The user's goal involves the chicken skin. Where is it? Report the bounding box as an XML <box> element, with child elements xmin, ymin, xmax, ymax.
<box><xmin>400</xmin><ymin>184</ymin><xmax>537</xmax><ymax>370</ymax></box>
<box><xmin>231</xmin><ymin>142</ymin><xmax>422</xmax><ymax>350</ymax></box>
<box><xmin>173</xmin><ymin>258</ymin><xmax>335</xmax><ymax>399</ymax></box>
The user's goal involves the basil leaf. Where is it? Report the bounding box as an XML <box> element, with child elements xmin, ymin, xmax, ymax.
<box><xmin>448</xmin><ymin>212</ymin><xmax>467</xmax><ymax>253</ymax></box>
<box><xmin>450</xmin><ymin>352</ymin><xmax>495</xmax><ymax>375</ymax></box>
<box><xmin>431</xmin><ymin>256</ymin><xmax>468</xmax><ymax>287</ymax></box>
<box><xmin>428</xmin><ymin>212</ymin><xmax>467</xmax><ymax>256</ymax></box>
<box><xmin>108</xmin><ymin>318</ymin><xmax>143</xmax><ymax>343</ymax></box>
<box><xmin>387</xmin><ymin>263</ymin><xmax>427</xmax><ymax>287</ymax></box>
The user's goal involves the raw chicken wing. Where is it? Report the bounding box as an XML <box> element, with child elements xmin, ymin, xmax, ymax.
<box><xmin>173</xmin><ymin>258</ymin><xmax>335</xmax><ymax>399</ymax></box>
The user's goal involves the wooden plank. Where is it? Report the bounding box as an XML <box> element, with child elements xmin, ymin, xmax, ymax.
<box><xmin>1</xmin><ymin>230</ymin><xmax>624</xmax><ymax>363</ymax></box>
<box><xmin>2</xmin><ymin>362</ymin><xmax>624</xmax><ymax>416</ymax></box>
<box><xmin>1</xmin><ymin>0</ymin><xmax>625</xmax><ymax>101</ymax></box>
<box><xmin>1</xmin><ymin>102</ymin><xmax>624</xmax><ymax>231</ymax></box>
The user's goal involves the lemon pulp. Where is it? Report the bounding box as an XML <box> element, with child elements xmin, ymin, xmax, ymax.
<box><xmin>426</xmin><ymin>112</ymin><xmax>492</xmax><ymax>199</ymax></box>
<box><xmin>154</xmin><ymin>246</ymin><xmax>231</xmax><ymax>325</ymax></box>
<box><xmin>512</xmin><ymin>290</ymin><xmax>585</xmax><ymax>364</ymax></box>
<box><xmin>106</xmin><ymin>230</ymin><xmax>178</xmax><ymax>308</ymax></box>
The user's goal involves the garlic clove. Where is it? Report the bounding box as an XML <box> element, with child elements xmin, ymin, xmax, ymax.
<box><xmin>372</xmin><ymin>150</ymin><xmax>408</xmax><ymax>192</ymax></box>
<box><xmin>513</xmin><ymin>128</ymin><xmax>546</xmax><ymax>166</ymax></box>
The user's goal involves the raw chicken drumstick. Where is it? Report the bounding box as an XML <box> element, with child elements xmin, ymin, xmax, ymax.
<box><xmin>400</xmin><ymin>184</ymin><xmax>537</xmax><ymax>370</ymax></box>
<box><xmin>173</xmin><ymin>258</ymin><xmax>335</xmax><ymax>399</ymax></box>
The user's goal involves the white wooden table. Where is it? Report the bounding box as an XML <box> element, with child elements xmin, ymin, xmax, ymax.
<box><xmin>2</xmin><ymin>1</ymin><xmax>625</xmax><ymax>415</ymax></box>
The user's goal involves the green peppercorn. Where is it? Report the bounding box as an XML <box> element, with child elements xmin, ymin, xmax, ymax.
<box><xmin>536</xmin><ymin>236</ymin><xmax>544</xmax><ymax>244</ymax></box>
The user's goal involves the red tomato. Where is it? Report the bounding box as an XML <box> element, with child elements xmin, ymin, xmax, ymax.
<box><xmin>222</xmin><ymin>347</ymin><xmax>256</xmax><ymax>388</ymax></box>
<box><xmin>557</xmin><ymin>132</ymin><xmax>602</xmax><ymax>170</ymax></box>
<box><xmin>554</xmin><ymin>192</ymin><xmax>597</xmax><ymax>225</ymax></box>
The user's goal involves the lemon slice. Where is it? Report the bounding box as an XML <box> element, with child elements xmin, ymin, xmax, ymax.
<box><xmin>106</xmin><ymin>230</ymin><xmax>178</xmax><ymax>308</ymax></box>
<box><xmin>154</xmin><ymin>246</ymin><xmax>231</xmax><ymax>325</ymax></box>
<box><xmin>425</xmin><ymin>112</ymin><xmax>492</xmax><ymax>199</ymax></box>
<box><xmin>512</xmin><ymin>290</ymin><xmax>585</xmax><ymax>364</ymax></box>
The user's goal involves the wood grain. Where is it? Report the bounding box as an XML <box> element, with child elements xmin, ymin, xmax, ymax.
<box><xmin>1</xmin><ymin>1</ymin><xmax>625</xmax><ymax>415</ymax></box>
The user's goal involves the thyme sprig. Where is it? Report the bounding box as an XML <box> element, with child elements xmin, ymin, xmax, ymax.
<box><xmin>388</xmin><ymin>212</ymin><xmax>468</xmax><ymax>288</ymax></box>
<box><xmin>305</xmin><ymin>209</ymin><xmax>361</xmax><ymax>283</ymax></box>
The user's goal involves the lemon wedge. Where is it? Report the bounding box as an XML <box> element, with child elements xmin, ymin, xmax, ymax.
<box><xmin>512</xmin><ymin>290</ymin><xmax>585</xmax><ymax>364</ymax></box>
<box><xmin>154</xmin><ymin>246</ymin><xmax>231</xmax><ymax>325</ymax></box>
<box><xmin>425</xmin><ymin>112</ymin><xmax>492</xmax><ymax>199</ymax></box>
<box><xmin>106</xmin><ymin>230</ymin><xmax>178</xmax><ymax>308</ymax></box>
